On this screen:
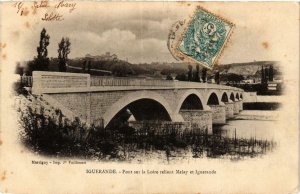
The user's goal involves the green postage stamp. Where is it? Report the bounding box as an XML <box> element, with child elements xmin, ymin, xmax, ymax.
<box><xmin>175</xmin><ymin>7</ymin><xmax>234</xmax><ymax>70</ymax></box>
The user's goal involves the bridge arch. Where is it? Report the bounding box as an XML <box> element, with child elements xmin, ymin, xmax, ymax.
<box><xmin>235</xmin><ymin>93</ymin><xmax>240</xmax><ymax>100</ymax></box>
<box><xmin>180</xmin><ymin>94</ymin><xmax>203</xmax><ymax>110</ymax></box>
<box><xmin>221</xmin><ymin>92</ymin><xmax>229</xmax><ymax>103</ymax></box>
<box><xmin>240</xmin><ymin>93</ymin><xmax>243</xmax><ymax>99</ymax></box>
<box><xmin>207</xmin><ymin>92</ymin><xmax>220</xmax><ymax>105</ymax></box>
<box><xmin>103</xmin><ymin>91</ymin><xmax>174</xmax><ymax>128</ymax></box>
<box><xmin>175</xmin><ymin>89</ymin><xmax>207</xmax><ymax>113</ymax></box>
<box><xmin>229</xmin><ymin>92</ymin><xmax>235</xmax><ymax>102</ymax></box>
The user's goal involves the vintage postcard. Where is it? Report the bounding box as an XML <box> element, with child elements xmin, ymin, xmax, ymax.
<box><xmin>0</xmin><ymin>1</ymin><xmax>299</xmax><ymax>194</ymax></box>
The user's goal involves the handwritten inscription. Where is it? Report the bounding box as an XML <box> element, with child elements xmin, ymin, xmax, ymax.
<box><xmin>42</xmin><ymin>12</ymin><xmax>64</xmax><ymax>21</ymax></box>
<box><xmin>55</xmin><ymin>1</ymin><xmax>76</xmax><ymax>13</ymax></box>
<box><xmin>32</xmin><ymin>0</ymin><xmax>50</xmax><ymax>10</ymax></box>
<box><xmin>12</xmin><ymin>0</ymin><xmax>77</xmax><ymax>21</ymax></box>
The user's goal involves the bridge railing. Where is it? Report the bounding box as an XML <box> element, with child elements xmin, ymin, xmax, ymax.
<box><xmin>20</xmin><ymin>76</ymin><xmax>33</xmax><ymax>87</ymax></box>
<box><xmin>173</xmin><ymin>81</ymin><xmax>240</xmax><ymax>90</ymax></box>
<box><xmin>30</xmin><ymin>71</ymin><xmax>243</xmax><ymax>94</ymax></box>
<box><xmin>90</xmin><ymin>76</ymin><xmax>175</xmax><ymax>87</ymax></box>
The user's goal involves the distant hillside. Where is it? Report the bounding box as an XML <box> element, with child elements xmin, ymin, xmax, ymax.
<box><xmin>218</xmin><ymin>61</ymin><xmax>281</xmax><ymax>77</ymax></box>
<box><xmin>18</xmin><ymin>57</ymin><xmax>282</xmax><ymax>80</ymax></box>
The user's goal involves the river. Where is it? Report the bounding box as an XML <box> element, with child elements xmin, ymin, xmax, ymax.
<box><xmin>102</xmin><ymin>110</ymin><xmax>279</xmax><ymax>164</ymax></box>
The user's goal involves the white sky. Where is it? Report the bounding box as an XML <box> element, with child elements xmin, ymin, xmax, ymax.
<box><xmin>1</xmin><ymin>2</ymin><xmax>299</xmax><ymax>64</ymax></box>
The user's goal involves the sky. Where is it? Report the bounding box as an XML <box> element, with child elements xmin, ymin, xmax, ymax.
<box><xmin>2</xmin><ymin>2</ymin><xmax>299</xmax><ymax>65</ymax></box>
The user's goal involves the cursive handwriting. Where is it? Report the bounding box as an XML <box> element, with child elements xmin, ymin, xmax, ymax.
<box><xmin>12</xmin><ymin>0</ymin><xmax>77</xmax><ymax>21</ymax></box>
<box><xmin>55</xmin><ymin>0</ymin><xmax>76</xmax><ymax>13</ymax></box>
<box><xmin>42</xmin><ymin>12</ymin><xmax>64</xmax><ymax>21</ymax></box>
<box><xmin>13</xmin><ymin>1</ymin><xmax>29</xmax><ymax>16</ymax></box>
<box><xmin>32</xmin><ymin>0</ymin><xmax>50</xmax><ymax>13</ymax></box>
<box><xmin>13</xmin><ymin>2</ymin><xmax>24</xmax><ymax>13</ymax></box>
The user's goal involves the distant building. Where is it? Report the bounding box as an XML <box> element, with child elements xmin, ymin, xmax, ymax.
<box><xmin>85</xmin><ymin>52</ymin><xmax>118</xmax><ymax>61</ymax></box>
<box><xmin>242</xmin><ymin>79</ymin><xmax>255</xmax><ymax>84</ymax></box>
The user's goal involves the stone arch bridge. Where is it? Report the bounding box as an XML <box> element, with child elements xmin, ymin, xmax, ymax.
<box><xmin>32</xmin><ymin>71</ymin><xmax>243</xmax><ymax>134</ymax></box>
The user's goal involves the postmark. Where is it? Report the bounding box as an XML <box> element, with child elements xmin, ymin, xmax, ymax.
<box><xmin>167</xmin><ymin>19</ymin><xmax>187</xmax><ymax>60</ymax></box>
<box><xmin>174</xmin><ymin>6</ymin><xmax>234</xmax><ymax>69</ymax></box>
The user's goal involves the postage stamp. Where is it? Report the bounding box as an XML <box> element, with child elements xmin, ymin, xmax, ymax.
<box><xmin>175</xmin><ymin>6</ymin><xmax>234</xmax><ymax>69</ymax></box>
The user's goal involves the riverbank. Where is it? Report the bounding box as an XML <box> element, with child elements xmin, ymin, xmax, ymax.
<box><xmin>234</xmin><ymin>110</ymin><xmax>279</xmax><ymax>121</ymax></box>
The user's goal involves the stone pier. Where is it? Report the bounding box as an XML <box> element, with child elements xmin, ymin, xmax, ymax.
<box><xmin>239</xmin><ymin>100</ymin><xmax>243</xmax><ymax>111</ymax></box>
<box><xmin>128</xmin><ymin>121</ymin><xmax>190</xmax><ymax>136</ymax></box>
<box><xmin>179</xmin><ymin>110</ymin><xmax>213</xmax><ymax>134</ymax></box>
<box><xmin>224</xmin><ymin>101</ymin><xmax>234</xmax><ymax>119</ymax></box>
<box><xmin>233</xmin><ymin>100</ymin><xmax>240</xmax><ymax>114</ymax></box>
<box><xmin>208</xmin><ymin>105</ymin><xmax>226</xmax><ymax>124</ymax></box>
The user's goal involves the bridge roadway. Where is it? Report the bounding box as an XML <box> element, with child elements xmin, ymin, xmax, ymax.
<box><xmin>32</xmin><ymin>71</ymin><xmax>244</xmax><ymax>134</ymax></box>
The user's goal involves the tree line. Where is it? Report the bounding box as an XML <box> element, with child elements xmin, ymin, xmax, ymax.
<box><xmin>16</xmin><ymin>28</ymin><xmax>71</xmax><ymax>76</ymax></box>
<box><xmin>173</xmin><ymin>64</ymin><xmax>221</xmax><ymax>84</ymax></box>
<box><xmin>261</xmin><ymin>65</ymin><xmax>274</xmax><ymax>83</ymax></box>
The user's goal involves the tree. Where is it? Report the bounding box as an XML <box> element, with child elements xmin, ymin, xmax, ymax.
<box><xmin>261</xmin><ymin>66</ymin><xmax>265</xmax><ymax>84</ymax></box>
<box><xmin>166</xmin><ymin>74</ymin><xmax>173</xmax><ymax>80</ymax></box>
<box><xmin>188</xmin><ymin>65</ymin><xmax>193</xmax><ymax>81</ymax></box>
<box><xmin>215</xmin><ymin>71</ymin><xmax>220</xmax><ymax>84</ymax></box>
<box><xmin>58</xmin><ymin>37</ymin><xmax>71</xmax><ymax>72</ymax></box>
<box><xmin>111</xmin><ymin>63</ymin><xmax>134</xmax><ymax>77</ymax></box>
<box><xmin>87</xmin><ymin>61</ymin><xmax>92</xmax><ymax>73</ymax></box>
<box><xmin>269</xmin><ymin>65</ymin><xmax>274</xmax><ymax>81</ymax></box>
<box><xmin>35</xmin><ymin>28</ymin><xmax>50</xmax><ymax>71</ymax></box>
<box><xmin>175</xmin><ymin>73</ymin><xmax>187</xmax><ymax>81</ymax></box>
<box><xmin>82</xmin><ymin>60</ymin><xmax>87</xmax><ymax>71</ymax></box>
<box><xmin>193</xmin><ymin>64</ymin><xmax>200</xmax><ymax>82</ymax></box>
<box><xmin>264</xmin><ymin>67</ymin><xmax>269</xmax><ymax>83</ymax></box>
<box><xmin>201</xmin><ymin>68</ymin><xmax>207</xmax><ymax>83</ymax></box>
<box><xmin>15</xmin><ymin>62</ymin><xmax>24</xmax><ymax>76</ymax></box>
<box><xmin>227</xmin><ymin>73</ymin><xmax>243</xmax><ymax>83</ymax></box>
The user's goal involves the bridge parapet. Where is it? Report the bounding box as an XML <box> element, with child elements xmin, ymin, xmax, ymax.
<box><xmin>90</xmin><ymin>76</ymin><xmax>243</xmax><ymax>92</ymax></box>
<box><xmin>32</xmin><ymin>71</ymin><xmax>90</xmax><ymax>95</ymax></box>
<box><xmin>91</xmin><ymin>76</ymin><xmax>174</xmax><ymax>87</ymax></box>
<box><xmin>173</xmin><ymin>81</ymin><xmax>243</xmax><ymax>92</ymax></box>
<box><xmin>32</xmin><ymin>71</ymin><xmax>243</xmax><ymax>94</ymax></box>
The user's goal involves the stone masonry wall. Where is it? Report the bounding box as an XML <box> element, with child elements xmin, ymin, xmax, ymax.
<box><xmin>128</xmin><ymin>121</ymin><xmax>191</xmax><ymax>136</ymax></box>
<box><xmin>90</xmin><ymin>91</ymin><xmax>131</xmax><ymax>125</ymax></box>
<box><xmin>179</xmin><ymin>110</ymin><xmax>213</xmax><ymax>134</ymax></box>
<box><xmin>49</xmin><ymin>93</ymin><xmax>91</xmax><ymax>123</ymax></box>
<box><xmin>225</xmin><ymin>102</ymin><xmax>234</xmax><ymax>118</ymax></box>
<box><xmin>239</xmin><ymin>100</ymin><xmax>243</xmax><ymax>111</ymax></box>
<box><xmin>233</xmin><ymin>101</ymin><xmax>240</xmax><ymax>114</ymax></box>
<box><xmin>209</xmin><ymin>105</ymin><xmax>226</xmax><ymax>124</ymax></box>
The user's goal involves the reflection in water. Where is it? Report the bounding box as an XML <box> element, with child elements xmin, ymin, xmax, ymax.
<box><xmin>122</xmin><ymin>124</ymin><xmax>276</xmax><ymax>163</ymax></box>
<box><xmin>90</xmin><ymin>119</ymin><xmax>277</xmax><ymax>163</ymax></box>
<box><xmin>216</xmin><ymin>120</ymin><xmax>276</xmax><ymax>140</ymax></box>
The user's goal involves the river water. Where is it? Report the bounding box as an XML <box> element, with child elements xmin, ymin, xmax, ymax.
<box><xmin>104</xmin><ymin>110</ymin><xmax>279</xmax><ymax>164</ymax></box>
<box><xmin>216</xmin><ymin>117</ymin><xmax>276</xmax><ymax>141</ymax></box>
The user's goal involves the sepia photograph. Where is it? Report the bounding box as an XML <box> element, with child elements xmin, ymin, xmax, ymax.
<box><xmin>0</xmin><ymin>1</ymin><xmax>299</xmax><ymax>193</ymax></box>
